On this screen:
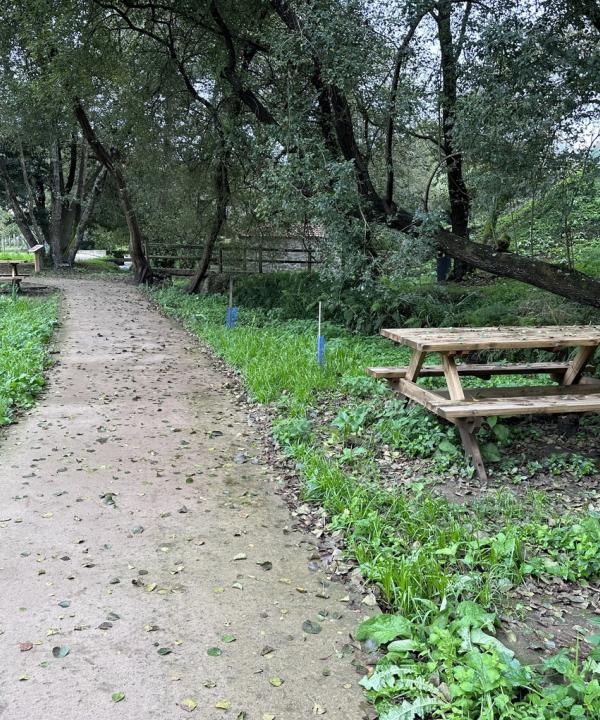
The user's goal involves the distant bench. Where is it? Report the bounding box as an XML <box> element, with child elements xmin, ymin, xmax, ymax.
<box><xmin>368</xmin><ymin>326</ymin><xmax>600</xmax><ymax>481</ymax></box>
<box><xmin>0</xmin><ymin>261</ymin><xmax>28</xmax><ymax>292</ymax></box>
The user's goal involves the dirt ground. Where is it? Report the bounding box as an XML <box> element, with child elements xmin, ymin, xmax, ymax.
<box><xmin>0</xmin><ymin>278</ymin><xmax>369</xmax><ymax>720</ymax></box>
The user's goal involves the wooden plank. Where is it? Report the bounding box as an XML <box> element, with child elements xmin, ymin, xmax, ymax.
<box><xmin>381</xmin><ymin>326</ymin><xmax>600</xmax><ymax>351</ymax></box>
<box><xmin>437</xmin><ymin>382</ymin><xmax>600</xmax><ymax>400</ymax></box>
<box><xmin>366</xmin><ymin>361</ymin><xmax>589</xmax><ymax>380</ymax></box>
<box><xmin>441</xmin><ymin>353</ymin><xmax>465</xmax><ymax>400</ymax></box>
<box><xmin>437</xmin><ymin>392</ymin><xmax>600</xmax><ymax>419</ymax></box>
<box><xmin>397</xmin><ymin>379</ymin><xmax>447</xmax><ymax>415</ymax></box>
<box><xmin>405</xmin><ymin>350</ymin><xmax>425</xmax><ymax>382</ymax></box>
<box><xmin>563</xmin><ymin>345</ymin><xmax>598</xmax><ymax>386</ymax></box>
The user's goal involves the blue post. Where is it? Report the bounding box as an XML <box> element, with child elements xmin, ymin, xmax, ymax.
<box><xmin>316</xmin><ymin>301</ymin><xmax>325</xmax><ymax>366</ymax></box>
<box><xmin>226</xmin><ymin>275</ymin><xmax>238</xmax><ymax>328</ymax></box>
<box><xmin>226</xmin><ymin>306</ymin><xmax>238</xmax><ymax>328</ymax></box>
<box><xmin>317</xmin><ymin>334</ymin><xmax>325</xmax><ymax>366</ymax></box>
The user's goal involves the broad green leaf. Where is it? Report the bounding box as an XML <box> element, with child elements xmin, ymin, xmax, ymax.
<box><xmin>355</xmin><ymin>614</ymin><xmax>413</xmax><ymax>646</ymax></box>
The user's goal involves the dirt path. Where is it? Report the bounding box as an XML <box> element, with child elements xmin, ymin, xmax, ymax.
<box><xmin>0</xmin><ymin>278</ymin><xmax>367</xmax><ymax>720</ymax></box>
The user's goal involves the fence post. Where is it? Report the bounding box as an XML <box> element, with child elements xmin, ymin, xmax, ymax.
<box><xmin>258</xmin><ymin>246</ymin><xmax>263</xmax><ymax>274</ymax></box>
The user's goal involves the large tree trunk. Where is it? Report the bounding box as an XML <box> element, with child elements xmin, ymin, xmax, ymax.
<box><xmin>73</xmin><ymin>99</ymin><xmax>152</xmax><ymax>284</ymax></box>
<box><xmin>187</xmin><ymin>155</ymin><xmax>230</xmax><ymax>293</ymax></box>
<box><xmin>437</xmin><ymin>0</ymin><xmax>471</xmax><ymax>281</ymax></box>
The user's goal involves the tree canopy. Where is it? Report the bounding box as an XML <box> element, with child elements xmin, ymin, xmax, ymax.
<box><xmin>0</xmin><ymin>0</ymin><xmax>598</xmax><ymax>302</ymax></box>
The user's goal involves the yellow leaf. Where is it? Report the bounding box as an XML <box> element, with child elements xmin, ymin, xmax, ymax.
<box><xmin>269</xmin><ymin>677</ymin><xmax>284</xmax><ymax>687</ymax></box>
<box><xmin>215</xmin><ymin>699</ymin><xmax>231</xmax><ymax>710</ymax></box>
<box><xmin>180</xmin><ymin>697</ymin><xmax>198</xmax><ymax>712</ymax></box>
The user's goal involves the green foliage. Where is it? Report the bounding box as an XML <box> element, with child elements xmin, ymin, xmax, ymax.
<box><xmin>524</xmin><ymin>512</ymin><xmax>600</xmax><ymax>581</ymax></box>
<box><xmin>0</xmin><ymin>252</ymin><xmax>30</xmax><ymax>261</ymax></box>
<box><xmin>212</xmin><ymin>268</ymin><xmax>600</xmax><ymax>336</ymax></box>
<box><xmin>543</xmin><ymin>452</ymin><xmax>596</xmax><ymax>479</ymax></box>
<box><xmin>272</xmin><ymin>416</ymin><xmax>312</xmax><ymax>447</ymax></box>
<box><xmin>358</xmin><ymin>604</ymin><xmax>600</xmax><ymax>720</ymax></box>
<box><xmin>0</xmin><ymin>295</ymin><xmax>58</xmax><ymax>424</ymax></box>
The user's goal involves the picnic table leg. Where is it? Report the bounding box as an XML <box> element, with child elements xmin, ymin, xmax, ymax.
<box><xmin>456</xmin><ymin>419</ymin><xmax>487</xmax><ymax>482</ymax></box>
<box><xmin>405</xmin><ymin>350</ymin><xmax>425</xmax><ymax>382</ymax></box>
<box><xmin>562</xmin><ymin>345</ymin><xmax>597</xmax><ymax>386</ymax></box>
<box><xmin>441</xmin><ymin>352</ymin><xmax>487</xmax><ymax>482</ymax></box>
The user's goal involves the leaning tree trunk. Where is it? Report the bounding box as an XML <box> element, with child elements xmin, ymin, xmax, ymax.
<box><xmin>187</xmin><ymin>155</ymin><xmax>230</xmax><ymax>294</ymax></box>
<box><xmin>73</xmin><ymin>99</ymin><xmax>152</xmax><ymax>284</ymax></box>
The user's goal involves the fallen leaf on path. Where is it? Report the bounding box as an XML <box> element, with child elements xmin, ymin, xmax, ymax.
<box><xmin>180</xmin><ymin>697</ymin><xmax>198</xmax><ymax>712</ymax></box>
<box><xmin>260</xmin><ymin>646</ymin><xmax>275</xmax><ymax>656</ymax></box>
<box><xmin>222</xmin><ymin>634</ymin><xmax>236</xmax><ymax>643</ymax></box>
<box><xmin>256</xmin><ymin>561</ymin><xmax>272</xmax><ymax>571</ymax></box>
<box><xmin>157</xmin><ymin>647</ymin><xmax>173</xmax><ymax>656</ymax></box>
<box><xmin>262</xmin><ymin>714</ymin><xmax>276</xmax><ymax>720</ymax></box>
<box><xmin>269</xmin><ymin>677</ymin><xmax>284</xmax><ymax>687</ymax></box>
<box><xmin>112</xmin><ymin>692</ymin><xmax>125</xmax><ymax>703</ymax></box>
<box><xmin>302</xmin><ymin>620</ymin><xmax>322</xmax><ymax>635</ymax></box>
<box><xmin>58</xmin><ymin>600</ymin><xmax>70</xmax><ymax>608</ymax></box>
<box><xmin>207</xmin><ymin>647</ymin><xmax>222</xmax><ymax>656</ymax></box>
<box><xmin>19</xmin><ymin>642</ymin><xmax>33</xmax><ymax>652</ymax></box>
<box><xmin>215</xmin><ymin>699</ymin><xmax>231</xmax><ymax>710</ymax></box>
<box><xmin>52</xmin><ymin>645</ymin><xmax>70</xmax><ymax>658</ymax></box>
<box><xmin>233</xmin><ymin>553</ymin><xmax>247</xmax><ymax>561</ymax></box>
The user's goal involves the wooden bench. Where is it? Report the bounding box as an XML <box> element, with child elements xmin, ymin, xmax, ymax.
<box><xmin>370</xmin><ymin>326</ymin><xmax>600</xmax><ymax>481</ymax></box>
<box><xmin>366</xmin><ymin>361</ymin><xmax>588</xmax><ymax>381</ymax></box>
<box><xmin>0</xmin><ymin>275</ymin><xmax>23</xmax><ymax>290</ymax></box>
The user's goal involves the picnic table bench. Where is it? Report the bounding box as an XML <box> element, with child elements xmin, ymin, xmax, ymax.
<box><xmin>367</xmin><ymin>326</ymin><xmax>600</xmax><ymax>481</ymax></box>
<box><xmin>0</xmin><ymin>261</ymin><xmax>25</xmax><ymax>291</ymax></box>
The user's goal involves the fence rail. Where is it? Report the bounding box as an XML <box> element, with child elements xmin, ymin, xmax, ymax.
<box><xmin>145</xmin><ymin>241</ymin><xmax>321</xmax><ymax>276</ymax></box>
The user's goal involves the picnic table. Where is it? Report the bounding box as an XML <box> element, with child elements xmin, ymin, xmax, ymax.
<box><xmin>367</xmin><ymin>326</ymin><xmax>600</xmax><ymax>481</ymax></box>
<box><xmin>0</xmin><ymin>260</ymin><xmax>25</xmax><ymax>291</ymax></box>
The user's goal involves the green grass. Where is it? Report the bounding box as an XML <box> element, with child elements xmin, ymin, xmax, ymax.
<box><xmin>76</xmin><ymin>257</ymin><xmax>125</xmax><ymax>273</ymax></box>
<box><xmin>0</xmin><ymin>251</ymin><xmax>31</xmax><ymax>262</ymax></box>
<box><xmin>0</xmin><ymin>295</ymin><xmax>58</xmax><ymax>424</ymax></box>
<box><xmin>153</xmin><ymin>287</ymin><xmax>409</xmax><ymax>410</ymax></box>
<box><xmin>152</xmin><ymin>286</ymin><xmax>600</xmax><ymax>720</ymax></box>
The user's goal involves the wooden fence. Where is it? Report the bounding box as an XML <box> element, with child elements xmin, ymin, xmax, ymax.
<box><xmin>145</xmin><ymin>239</ymin><xmax>321</xmax><ymax>276</ymax></box>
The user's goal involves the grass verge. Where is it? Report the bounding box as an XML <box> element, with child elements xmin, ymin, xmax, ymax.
<box><xmin>0</xmin><ymin>294</ymin><xmax>58</xmax><ymax>425</ymax></box>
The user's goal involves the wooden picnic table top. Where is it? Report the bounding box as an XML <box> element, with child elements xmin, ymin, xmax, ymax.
<box><xmin>380</xmin><ymin>325</ymin><xmax>600</xmax><ymax>352</ymax></box>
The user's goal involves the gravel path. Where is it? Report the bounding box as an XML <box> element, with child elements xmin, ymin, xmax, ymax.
<box><xmin>0</xmin><ymin>278</ymin><xmax>367</xmax><ymax>720</ymax></box>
